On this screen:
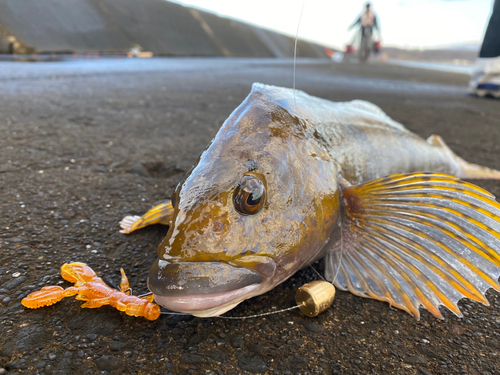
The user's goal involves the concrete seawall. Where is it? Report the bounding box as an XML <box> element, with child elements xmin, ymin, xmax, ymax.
<box><xmin>0</xmin><ymin>0</ymin><xmax>329</xmax><ymax>58</ymax></box>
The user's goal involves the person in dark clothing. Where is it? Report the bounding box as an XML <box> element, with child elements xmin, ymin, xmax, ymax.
<box><xmin>469</xmin><ymin>0</ymin><xmax>500</xmax><ymax>98</ymax></box>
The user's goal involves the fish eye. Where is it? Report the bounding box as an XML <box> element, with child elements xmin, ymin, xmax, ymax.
<box><xmin>233</xmin><ymin>175</ymin><xmax>266</xmax><ymax>215</ymax></box>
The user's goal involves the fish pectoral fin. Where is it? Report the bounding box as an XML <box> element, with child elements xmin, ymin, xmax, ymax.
<box><xmin>326</xmin><ymin>172</ymin><xmax>500</xmax><ymax>319</ymax></box>
<box><xmin>119</xmin><ymin>200</ymin><xmax>174</xmax><ymax>234</ymax></box>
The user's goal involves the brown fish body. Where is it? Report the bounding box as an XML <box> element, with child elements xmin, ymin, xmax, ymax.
<box><xmin>147</xmin><ymin>84</ymin><xmax>500</xmax><ymax>318</ymax></box>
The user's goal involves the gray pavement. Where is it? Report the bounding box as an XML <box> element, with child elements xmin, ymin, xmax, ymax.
<box><xmin>0</xmin><ymin>58</ymin><xmax>499</xmax><ymax>374</ymax></box>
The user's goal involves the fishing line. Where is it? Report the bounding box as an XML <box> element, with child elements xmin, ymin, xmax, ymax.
<box><xmin>217</xmin><ymin>305</ymin><xmax>301</xmax><ymax>320</ymax></box>
<box><xmin>309</xmin><ymin>264</ymin><xmax>326</xmax><ymax>282</ymax></box>
<box><xmin>332</xmin><ymin>221</ymin><xmax>344</xmax><ymax>286</ymax></box>
<box><xmin>160</xmin><ymin>311</ymin><xmax>191</xmax><ymax>316</ymax></box>
<box><xmin>159</xmin><ymin>306</ymin><xmax>301</xmax><ymax>319</ymax></box>
<box><xmin>293</xmin><ymin>0</ymin><xmax>306</xmax><ymax>110</ymax></box>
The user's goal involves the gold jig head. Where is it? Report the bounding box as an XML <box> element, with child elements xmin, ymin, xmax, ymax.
<box><xmin>296</xmin><ymin>280</ymin><xmax>336</xmax><ymax>317</ymax></box>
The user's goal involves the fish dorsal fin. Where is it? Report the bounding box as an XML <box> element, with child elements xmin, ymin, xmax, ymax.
<box><xmin>325</xmin><ymin>172</ymin><xmax>500</xmax><ymax>319</ymax></box>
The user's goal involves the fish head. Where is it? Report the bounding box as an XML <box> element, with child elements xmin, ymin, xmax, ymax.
<box><xmin>148</xmin><ymin>84</ymin><xmax>340</xmax><ymax>317</ymax></box>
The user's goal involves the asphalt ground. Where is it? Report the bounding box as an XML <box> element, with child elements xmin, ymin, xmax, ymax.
<box><xmin>1</xmin><ymin>58</ymin><xmax>500</xmax><ymax>375</ymax></box>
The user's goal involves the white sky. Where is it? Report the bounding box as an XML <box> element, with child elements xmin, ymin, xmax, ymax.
<box><xmin>173</xmin><ymin>0</ymin><xmax>495</xmax><ymax>50</ymax></box>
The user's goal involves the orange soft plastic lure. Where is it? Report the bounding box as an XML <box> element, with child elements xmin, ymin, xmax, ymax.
<box><xmin>22</xmin><ymin>262</ymin><xmax>161</xmax><ymax>321</ymax></box>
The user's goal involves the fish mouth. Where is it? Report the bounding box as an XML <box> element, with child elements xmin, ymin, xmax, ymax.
<box><xmin>152</xmin><ymin>284</ymin><xmax>261</xmax><ymax>317</ymax></box>
<box><xmin>148</xmin><ymin>256</ymin><xmax>276</xmax><ymax>317</ymax></box>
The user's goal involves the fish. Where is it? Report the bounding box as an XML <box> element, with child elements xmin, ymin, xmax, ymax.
<box><xmin>121</xmin><ymin>83</ymin><xmax>500</xmax><ymax>319</ymax></box>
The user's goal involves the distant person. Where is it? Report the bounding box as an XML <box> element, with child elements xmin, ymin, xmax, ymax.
<box><xmin>348</xmin><ymin>3</ymin><xmax>380</xmax><ymax>62</ymax></box>
<box><xmin>349</xmin><ymin>2</ymin><xmax>379</xmax><ymax>34</ymax></box>
<box><xmin>469</xmin><ymin>0</ymin><xmax>500</xmax><ymax>98</ymax></box>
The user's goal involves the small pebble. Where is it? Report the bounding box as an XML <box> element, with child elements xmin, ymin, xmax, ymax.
<box><xmin>48</xmin><ymin>353</ymin><xmax>56</xmax><ymax>360</ymax></box>
<box><xmin>86</xmin><ymin>334</ymin><xmax>98</xmax><ymax>342</ymax></box>
<box><xmin>12</xmin><ymin>272</ymin><xmax>21</xmax><ymax>278</ymax></box>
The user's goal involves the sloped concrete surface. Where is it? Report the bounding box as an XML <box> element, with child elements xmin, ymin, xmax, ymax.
<box><xmin>0</xmin><ymin>0</ymin><xmax>329</xmax><ymax>57</ymax></box>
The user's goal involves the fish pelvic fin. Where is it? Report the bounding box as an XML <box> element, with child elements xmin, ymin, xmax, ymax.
<box><xmin>427</xmin><ymin>135</ymin><xmax>500</xmax><ymax>180</ymax></box>
<box><xmin>119</xmin><ymin>200</ymin><xmax>174</xmax><ymax>234</ymax></box>
<box><xmin>326</xmin><ymin>172</ymin><xmax>500</xmax><ymax>319</ymax></box>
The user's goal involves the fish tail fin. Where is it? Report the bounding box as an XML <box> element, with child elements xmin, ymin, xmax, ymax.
<box><xmin>327</xmin><ymin>172</ymin><xmax>500</xmax><ymax>319</ymax></box>
<box><xmin>427</xmin><ymin>135</ymin><xmax>500</xmax><ymax>179</ymax></box>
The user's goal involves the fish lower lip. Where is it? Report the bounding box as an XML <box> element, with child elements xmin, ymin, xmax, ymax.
<box><xmin>153</xmin><ymin>284</ymin><xmax>260</xmax><ymax>315</ymax></box>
